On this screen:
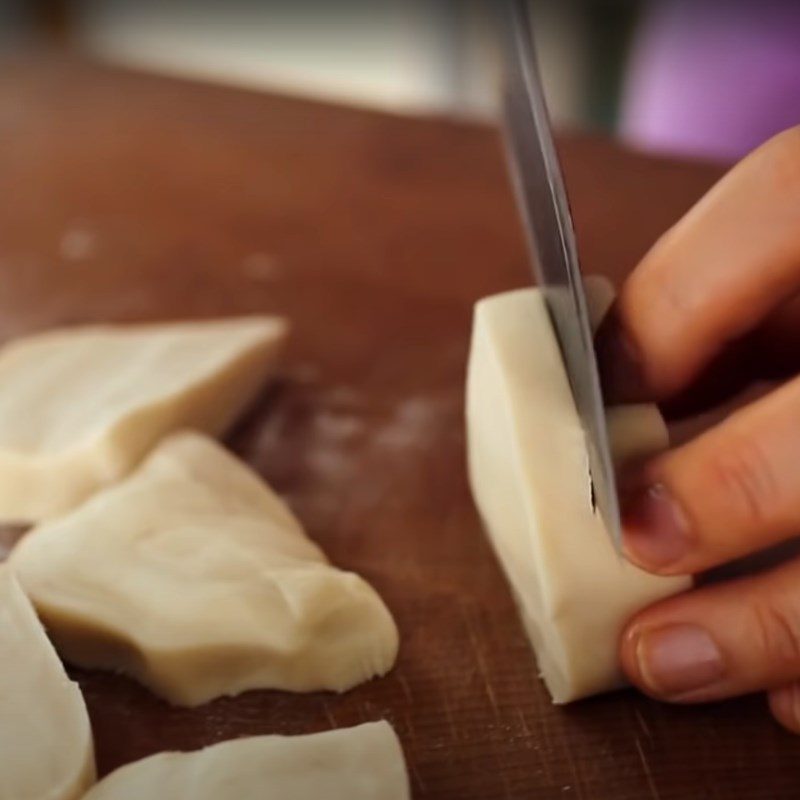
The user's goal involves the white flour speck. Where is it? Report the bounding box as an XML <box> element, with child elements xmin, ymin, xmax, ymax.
<box><xmin>305</xmin><ymin>447</ymin><xmax>355</xmax><ymax>482</ymax></box>
<box><xmin>59</xmin><ymin>226</ymin><xmax>96</xmax><ymax>261</ymax></box>
<box><xmin>372</xmin><ymin>396</ymin><xmax>452</xmax><ymax>451</ymax></box>
<box><xmin>287</xmin><ymin>363</ymin><xmax>321</xmax><ymax>385</ymax></box>
<box><xmin>242</xmin><ymin>253</ymin><xmax>281</xmax><ymax>282</ymax></box>
<box><xmin>313</xmin><ymin>410</ymin><xmax>365</xmax><ymax>443</ymax></box>
<box><xmin>325</xmin><ymin>385</ymin><xmax>363</xmax><ymax>408</ymax></box>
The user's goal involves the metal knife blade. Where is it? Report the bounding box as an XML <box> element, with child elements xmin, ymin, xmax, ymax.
<box><xmin>499</xmin><ymin>0</ymin><xmax>622</xmax><ymax>552</ymax></box>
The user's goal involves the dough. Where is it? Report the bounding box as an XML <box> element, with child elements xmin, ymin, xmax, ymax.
<box><xmin>80</xmin><ymin>721</ymin><xmax>409</xmax><ymax>800</ymax></box>
<box><xmin>0</xmin><ymin>566</ymin><xmax>95</xmax><ymax>800</ymax></box>
<box><xmin>0</xmin><ymin>316</ymin><xmax>288</xmax><ymax>522</ymax></box>
<box><xmin>466</xmin><ymin>283</ymin><xmax>690</xmax><ymax>702</ymax></box>
<box><xmin>9</xmin><ymin>432</ymin><xmax>399</xmax><ymax>706</ymax></box>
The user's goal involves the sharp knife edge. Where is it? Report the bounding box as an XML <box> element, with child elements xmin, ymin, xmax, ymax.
<box><xmin>499</xmin><ymin>0</ymin><xmax>623</xmax><ymax>553</ymax></box>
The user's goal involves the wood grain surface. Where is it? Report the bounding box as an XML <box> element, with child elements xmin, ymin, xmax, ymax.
<box><xmin>0</xmin><ymin>54</ymin><xmax>796</xmax><ymax>799</ymax></box>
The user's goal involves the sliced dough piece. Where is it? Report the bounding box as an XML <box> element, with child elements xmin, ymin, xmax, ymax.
<box><xmin>0</xmin><ymin>566</ymin><xmax>95</xmax><ymax>800</ymax></box>
<box><xmin>606</xmin><ymin>404</ymin><xmax>669</xmax><ymax>470</ymax></box>
<box><xmin>466</xmin><ymin>285</ymin><xmax>690</xmax><ymax>703</ymax></box>
<box><xmin>0</xmin><ymin>316</ymin><xmax>288</xmax><ymax>522</ymax></box>
<box><xmin>81</xmin><ymin>721</ymin><xmax>409</xmax><ymax>800</ymax></box>
<box><xmin>10</xmin><ymin>432</ymin><xmax>398</xmax><ymax>706</ymax></box>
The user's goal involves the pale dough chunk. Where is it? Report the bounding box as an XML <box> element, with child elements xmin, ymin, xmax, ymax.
<box><xmin>81</xmin><ymin>721</ymin><xmax>409</xmax><ymax>800</ymax></box>
<box><xmin>0</xmin><ymin>317</ymin><xmax>288</xmax><ymax>522</ymax></box>
<box><xmin>0</xmin><ymin>566</ymin><xmax>95</xmax><ymax>800</ymax></box>
<box><xmin>10</xmin><ymin>432</ymin><xmax>399</xmax><ymax>706</ymax></box>
<box><xmin>466</xmin><ymin>283</ymin><xmax>690</xmax><ymax>702</ymax></box>
<box><xmin>606</xmin><ymin>404</ymin><xmax>670</xmax><ymax>471</ymax></box>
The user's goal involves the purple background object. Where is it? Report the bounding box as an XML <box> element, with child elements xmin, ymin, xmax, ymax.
<box><xmin>620</xmin><ymin>0</ymin><xmax>800</xmax><ymax>160</ymax></box>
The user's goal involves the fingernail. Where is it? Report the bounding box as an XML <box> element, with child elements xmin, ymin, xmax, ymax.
<box><xmin>622</xmin><ymin>482</ymin><xmax>692</xmax><ymax>570</ymax></box>
<box><xmin>633</xmin><ymin>624</ymin><xmax>726</xmax><ymax>697</ymax></box>
<box><xmin>595</xmin><ymin>308</ymin><xmax>648</xmax><ymax>403</ymax></box>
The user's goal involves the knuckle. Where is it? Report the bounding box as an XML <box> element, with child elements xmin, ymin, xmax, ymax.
<box><xmin>623</xmin><ymin>274</ymin><xmax>696</xmax><ymax>397</ymax></box>
<box><xmin>633</xmin><ymin>260</ymin><xmax>695</xmax><ymax>323</ymax></box>
<box><xmin>652</xmin><ymin>278</ymin><xmax>695</xmax><ymax>331</ymax></box>
<box><xmin>752</xmin><ymin>600</ymin><xmax>800</xmax><ymax>672</ymax></box>
<box><xmin>704</xmin><ymin>435</ymin><xmax>779</xmax><ymax>528</ymax></box>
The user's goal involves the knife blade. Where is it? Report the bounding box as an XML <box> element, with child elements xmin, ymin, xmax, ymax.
<box><xmin>499</xmin><ymin>0</ymin><xmax>622</xmax><ymax>552</ymax></box>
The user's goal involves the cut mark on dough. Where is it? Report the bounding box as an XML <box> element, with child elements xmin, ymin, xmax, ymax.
<box><xmin>583</xmin><ymin>444</ymin><xmax>597</xmax><ymax>513</ymax></box>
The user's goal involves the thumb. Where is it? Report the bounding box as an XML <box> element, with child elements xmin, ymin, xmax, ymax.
<box><xmin>620</xmin><ymin>557</ymin><xmax>800</xmax><ymax>703</ymax></box>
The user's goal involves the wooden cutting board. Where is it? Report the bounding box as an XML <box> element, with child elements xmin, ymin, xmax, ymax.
<box><xmin>0</xmin><ymin>54</ymin><xmax>796</xmax><ymax>800</ymax></box>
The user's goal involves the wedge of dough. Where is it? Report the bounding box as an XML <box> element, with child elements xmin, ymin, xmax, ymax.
<box><xmin>0</xmin><ymin>566</ymin><xmax>95</xmax><ymax>800</ymax></box>
<box><xmin>9</xmin><ymin>432</ymin><xmax>399</xmax><ymax>706</ymax></box>
<box><xmin>466</xmin><ymin>284</ymin><xmax>690</xmax><ymax>702</ymax></box>
<box><xmin>0</xmin><ymin>316</ymin><xmax>287</xmax><ymax>522</ymax></box>
<box><xmin>80</xmin><ymin>721</ymin><xmax>409</xmax><ymax>800</ymax></box>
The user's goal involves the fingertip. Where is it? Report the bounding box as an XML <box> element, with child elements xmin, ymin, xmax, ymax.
<box><xmin>769</xmin><ymin>684</ymin><xmax>800</xmax><ymax>734</ymax></box>
<box><xmin>620</xmin><ymin>619</ymin><xmax>727</xmax><ymax>701</ymax></box>
<box><xmin>620</xmin><ymin>615</ymin><xmax>663</xmax><ymax>699</ymax></box>
<box><xmin>620</xmin><ymin>477</ymin><xmax>695</xmax><ymax>575</ymax></box>
<box><xmin>622</xmin><ymin>559</ymin><xmax>800</xmax><ymax>708</ymax></box>
<box><xmin>619</xmin><ymin>619</ymin><xmax>646</xmax><ymax>689</ymax></box>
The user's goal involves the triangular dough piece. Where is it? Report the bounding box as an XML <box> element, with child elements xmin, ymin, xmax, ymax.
<box><xmin>0</xmin><ymin>566</ymin><xmax>95</xmax><ymax>800</ymax></box>
<box><xmin>10</xmin><ymin>432</ymin><xmax>399</xmax><ymax>706</ymax></box>
<box><xmin>80</xmin><ymin>721</ymin><xmax>409</xmax><ymax>800</ymax></box>
<box><xmin>466</xmin><ymin>281</ymin><xmax>690</xmax><ymax>703</ymax></box>
<box><xmin>0</xmin><ymin>317</ymin><xmax>287</xmax><ymax>522</ymax></box>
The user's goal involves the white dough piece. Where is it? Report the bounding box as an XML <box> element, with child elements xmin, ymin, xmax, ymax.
<box><xmin>466</xmin><ymin>284</ymin><xmax>690</xmax><ymax>703</ymax></box>
<box><xmin>0</xmin><ymin>316</ymin><xmax>288</xmax><ymax>522</ymax></box>
<box><xmin>606</xmin><ymin>404</ymin><xmax>669</xmax><ymax>470</ymax></box>
<box><xmin>80</xmin><ymin>721</ymin><xmax>409</xmax><ymax>800</ymax></box>
<box><xmin>0</xmin><ymin>566</ymin><xmax>95</xmax><ymax>800</ymax></box>
<box><xmin>10</xmin><ymin>432</ymin><xmax>399</xmax><ymax>706</ymax></box>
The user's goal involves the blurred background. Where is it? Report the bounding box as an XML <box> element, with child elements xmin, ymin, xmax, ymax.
<box><xmin>3</xmin><ymin>0</ymin><xmax>800</xmax><ymax>162</ymax></box>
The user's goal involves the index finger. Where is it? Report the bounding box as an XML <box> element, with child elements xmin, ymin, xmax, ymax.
<box><xmin>596</xmin><ymin>126</ymin><xmax>800</xmax><ymax>404</ymax></box>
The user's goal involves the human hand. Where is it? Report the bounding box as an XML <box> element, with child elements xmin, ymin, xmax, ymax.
<box><xmin>595</xmin><ymin>127</ymin><xmax>800</xmax><ymax>732</ymax></box>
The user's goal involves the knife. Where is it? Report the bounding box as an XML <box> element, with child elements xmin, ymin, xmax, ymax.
<box><xmin>499</xmin><ymin>0</ymin><xmax>622</xmax><ymax>553</ymax></box>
